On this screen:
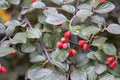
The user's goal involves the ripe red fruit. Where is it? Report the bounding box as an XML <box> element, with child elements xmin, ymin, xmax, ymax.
<box><xmin>31</xmin><ymin>0</ymin><xmax>36</xmax><ymax>3</ymax></box>
<box><xmin>109</xmin><ymin>61</ymin><xmax>117</xmax><ymax>68</ymax></box>
<box><xmin>83</xmin><ymin>44</ymin><xmax>89</xmax><ymax>51</ymax></box>
<box><xmin>56</xmin><ymin>24</ymin><xmax>62</xmax><ymax>26</ymax></box>
<box><xmin>11</xmin><ymin>51</ymin><xmax>17</xmax><ymax>56</ymax></box>
<box><xmin>106</xmin><ymin>56</ymin><xmax>114</xmax><ymax>64</ymax></box>
<box><xmin>64</xmin><ymin>31</ymin><xmax>71</xmax><ymax>39</ymax></box>
<box><xmin>68</xmin><ymin>49</ymin><xmax>77</xmax><ymax>57</ymax></box>
<box><xmin>78</xmin><ymin>40</ymin><xmax>85</xmax><ymax>46</ymax></box>
<box><xmin>57</xmin><ymin>41</ymin><xmax>63</xmax><ymax>48</ymax></box>
<box><xmin>62</xmin><ymin>43</ymin><xmax>68</xmax><ymax>49</ymax></box>
<box><xmin>0</xmin><ymin>66</ymin><xmax>7</xmax><ymax>73</ymax></box>
<box><xmin>61</xmin><ymin>37</ymin><xmax>67</xmax><ymax>43</ymax></box>
<box><xmin>99</xmin><ymin>0</ymin><xmax>106</xmax><ymax>3</ymax></box>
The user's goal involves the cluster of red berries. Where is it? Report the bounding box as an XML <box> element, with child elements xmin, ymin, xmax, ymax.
<box><xmin>99</xmin><ymin>0</ymin><xmax>106</xmax><ymax>3</ymax></box>
<box><xmin>57</xmin><ymin>31</ymin><xmax>78</xmax><ymax>57</ymax></box>
<box><xmin>106</xmin><ymin>56</ymin><xmax>117</xmax><ymax>68</ymax></box>
<box><xmin>78</xmin><ymin>40</ymin><xmax>89</xmax><ymax>51</ymax></box>
<box><xmin>0</xmin><ymin>66</ymin><xmax>7</xmax><ymax>73</ymax></box>
<box><xmin>57</xmin><ymin>31</ymin><xmax>71</xmax><ymax>49</ymax></box>
<box><xmin>31</xmin><ymin>0</ymin><xmax>36</xmax><ymax>3</ymax></box>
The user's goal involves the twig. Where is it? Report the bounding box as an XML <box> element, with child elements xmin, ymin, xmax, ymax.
<box><xmin>0</xmin><ymin>36</ymin><xmax>7</xmax><ymax>43</ymax></box>
<box><xmin>68</xmin><ymin>40</ymin><xmax>79</xmax><ymax>46</ymax></box>
<box><xmin>25</xmin><ymin>16</ymin><xmax>32</xmax><ymax>29</ymax></box>
<box><xmin>39</xmin><ymin>38</ymin><xmax>51</xmax><ymax>62</ymax></box>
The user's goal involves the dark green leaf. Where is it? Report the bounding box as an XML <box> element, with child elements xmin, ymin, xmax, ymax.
<box><xmin>99</xmin><ymin>73</ymin><xmax>115</xmax><ymax>80</ymax></box>
<box><xmin>95</xmin><ymin>63</ymin><xmax>107</xmax><ymax>74</ymax></box>
<box><xmin>103</xmin><ymin>43</ymin><xmax>116</xmax><ymax>55</ymax></box>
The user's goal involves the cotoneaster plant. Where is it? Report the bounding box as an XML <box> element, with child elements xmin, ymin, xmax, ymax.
<box><xmin>0</xmin><ymin>0</ymin><xmax>120</xmax><ymax>80</ymax></box>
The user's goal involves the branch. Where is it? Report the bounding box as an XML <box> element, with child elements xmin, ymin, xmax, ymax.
<box><xmin>39</xmin><ymin>38</ymin><xmax>51</xmax><ymax>62</ymax></box>
<box><xmin>0</xmin><ymin>36</ymin><xmax>7</xmax><ymax>43</ymax></box>
<box><xmin>25</xmin><ymin>16</ymin><xmax>32</xmax><ymax>29</ymax></box>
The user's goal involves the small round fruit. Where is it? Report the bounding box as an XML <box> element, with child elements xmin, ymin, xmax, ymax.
<box><xmin>56</xmin><ymin>24</ymin><xmax>62</xmax><ymax>26</ymax></box>
<box><xmin>106</xmin><ymin>56</ymin><xmax>114</xmax><ymax>64</ymax></box>
<box><xmin>31</xmin><ymin>0</ymin><xmax>36</xmax><ymax>3</ymax></box>
<box><xmin>64</xmin><ymin>31</ymin><xmax>71</xmax><ymax>39</ymax></box>
<box><xmin>60</xmin><ymin>37</ymin><xmax>67</xmax><ymax>43</ymax></box>
<box><xmin>109</xmin><ymin>61</ymin><xmax>117</xmax><ymax>68</ymax></box>
<box><xmin>78</xmin><ymin>40</ymin><xmax>85</xmax><ymax>46</ymax></box>
<box><xmin>99</xmin><ymin>0</ymin><xmax>106</xmax><ymax>3</ymax></box>
<box><xmin>57</xmin><ymin>41</ymin><xmax>63</xmax><ymax>48</ymax></box>
<box><xmin>11</xmin><ymin>52</ymin><xmax>17</xmax><ymax>56</ymax></box>
<box><xmin>68</xmin><ymin>49</ymin><xmax>77</xmax><ymax>57</ymax></box>
<box><xmin>62</xmin><ymin>43</ymin><xmax>68</xmax><ymax>49</ymax></box>
<box><xmin>83</xmin><ymin>44</ymin><xmax>89</xmax><ymax>51</ymax></box>
<box><xmin>0</xmin><ymin>66</ymin><xmax>7</xmax><ymax>73</ymax></box>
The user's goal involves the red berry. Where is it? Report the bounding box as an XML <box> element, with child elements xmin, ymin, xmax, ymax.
<box><xmin>0</xmin><ymin>66</ymin><xmax>7</xmax><ymax>73</ymax></box>
<box><xmin>31</xmin><ymin>0</ymin><xmax>36</xmax><ymax>3</ymax></box>
<box><xmin>106</xmin><ymin>56</ymin><xmax>114</xmax><ymax>64</ymax></box>
<box><xmin>56</xmin><ymin>24</ymin><xmax>62</xmax><ymax>26</ymax></box>
<box><xmin>61</xmin><ymin>37</ymin><xmax>67</xmax><ymax>43</ymax></box>
<box><xmin>99</xmin><ymin>0</ymin><xmax>106</xmax><ymax>3</ymax></box>
<box><xmin>11</xmin><ymin>52</ymin><xmax>17</xmax><ymax>56</ymax></box>
<box><xmin>68</xmin><ymin>49</ymin><xmax>77</xmax><ymax>57</ymax></box>
<box><xmin>64</xmin><ymin>31</ymin><xmax>71</xmax><ymax>39</ymax></box>
<box><xmin>83</xmin><ymin>44</ymin><xmax>89</xmax><ymax>51</ymax></box>
<box><xmin>78</xmin><ymin>40</ymin><xmax>85</xmax><ymax>46</ymax></box>
<box><xmin>62</xmin><ymin>43</ymin><xmax>68</xmax><ymax>49</ymax></box>
<box><xmin>57</xmin><ymin>41</ymin><xmax>63</xmax><ymax>49</ymax></box>
<box><xmin>109</xmin><ymin>61</ymin><xmax>117</xmax><ymax>68</ymax></box>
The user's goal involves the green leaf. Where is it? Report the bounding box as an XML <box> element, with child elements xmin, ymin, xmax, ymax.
<box><xmin>50</xmin><ymin>59</ymin><xmax>66</xmax><ymax>72</ymax></box>
<box><xmin>6</xmin><ymin>26</ymin><xmax>16</xmax><ymax>36</ymax></box>
<box><xmin>51</xmin><ymin>0</ymin><xmax>63</xmax><ymax>5</ymax></box>
<box><xmin>62</xmin><ymin>5</ymin><xmax>75</xmax><ymax>13</ymax></box>
<box><xmin>90</xmin><ymin>15</ymin><xmax>105</xmax><ymax>25</ymax></box>
<box><xmin>70</xmin><ymin>25</ymin><xmax>81</xmax><ymax>35</ymax></box>
<box><xmin>81</xmin><ymin>26</ymin><xmax>100</xmax><ymax>35</ymax></box>
<box><xmin>32</xmin><ymin>1</ymin><xmax>46</xmax><ymax>9</ymax></box>
<box><xmin>0</xmin><ymin>47</ymin><xmax>16</xmax><ymax>57</ymax></box>
<box><xmin>70</xmin><ymin>68</ymin><xmax>87</xmax><ymax>80</ymax></box>
<box><xmin>78</xmin><ymin>4</ymin><xmax>92</xmax><ymax>10</ymax></box>
<box><xmin>0</xmin><ymin>23</ymin><xmax>5</xmax><ymax>34</ymax></box>
<box><xmin>21</xmin><ymin>43</ymin><xmax>36</xmax><ymax>53</ymax></box>
<box><xmin>99</xmin><ymin>73</ymin><xmax>115</xmax><ymax>80</ymax></box>
<box><xmin>64</xmin><ymin>0</ymin><xmax>75</xmax><ymax>4</ymax></box>
<box><xmin>43</xmin><ymin>8</ymin><xmax>58</xmax><ymax>17</ymax></box>
<box><xmin>86</xmin><ymin>66</ymin><xmax>97</xmax><ymax>80</ymax></box>
<box><xmin>38</xmin><ymin>15</ymin><xmax>46</xmax><ymax>24</ymax></box>
<box><xmin>0</xmin><ymin>0</ymin><xmax>10</xmax><ymax>10</ymax></box>
<box><xmin>5</xmin><ymin>20</ymin><xmax>20</xmax><ymax>27</ymax></box>
<box><xmin>87</xmin><ymin>51</ymin><xmax>96</xmax><ymax>59</ymax></box>
<box><xmin>95</xmin><ymin>63</ymin><xmax>107</xmax><ymax>74</ymax></box>
<box><xmin>0</xmin><ymin>40</ymin><xmax>10</xmax><ymax>48</ymax></box>
<box><xmin>92</xmin><ymin>37</ymin><xmax>107</xmax><ymax>47</ymax></box>
<box><xmin>103</xmin><ymin>43</ymin><xmax>116</xmax><ymax>55</ymax></box>
<box><xmin>45</xmin><ymin>14</ymin><xmax>67</xmax><ymax>25</ymax></box>
<box><xmin>26</xmin><ymin>28</ymin><xmax>40</xmax><ymax>39</ymax></box>
<box><xmin>27</xmin><ymin>65</ymin><xmax>67</xmax><ymax>80</ymax></box>
<box><xmin>94</xmin><ymin>50</ymin><xmax>107</xmax><ymax>62</ymax></box>
<box><xmin>30</xmin><ymin>55</ymin><xmax>46</xmax><ymax>63</ymax></box>
<box><xmin>11</xmin><ymin>32</ymin><xmax>27</xmax><ymax>44</ymax></box>
<box><xmin>52</xmin><ymin>49</ymin><xmax>68</xmax><ymax>62</ymax></box>
<box><xmin>27</xmin><ymin>66</ymin><xmax>53</xmax><ymax>80</ymax></box>
<box><xmin>90</xmin><ymin>0</ymin><xmax>100</xmax><ymax>8</ymax></box>
<box><xmin>95</xmin><ymin>2</ymin><xmax>115</xmax><ymax>14</ymax></box>
<box><xmin>8</xmin><ymin>0</ymin><xmax>21</xmax><ymax>5</ymax></box>
<box><xmin>76</xmin><ymin>9</ymin><xmax>93</xmax><ymax>22</ymax></box>
<box><xmin>106</xmin><ymin>24</ymin><xmax>120</xmax><ymax>34</ymax></box>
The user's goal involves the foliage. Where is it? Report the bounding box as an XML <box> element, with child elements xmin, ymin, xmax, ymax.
<box><xmin>0</xmin><ymin>0</ymin><xmax>120</xmax><ymax>80</ymax></box>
